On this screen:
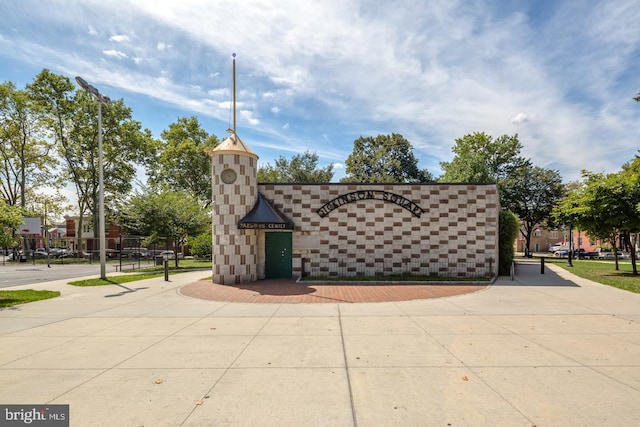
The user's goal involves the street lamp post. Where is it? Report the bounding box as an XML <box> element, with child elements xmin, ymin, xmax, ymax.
<box><xmin>75</xmin><ymin>76</ymin><xmax>111</xmax><ymax>280</ymax></box>
<box><xmin>567</xmin><ymin>225</ymin><xmax>573</xmax><ymax>267</ymax></box>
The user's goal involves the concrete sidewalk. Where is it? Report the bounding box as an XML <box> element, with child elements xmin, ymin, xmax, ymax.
<box><xmin>1</xmin><ymin>263</ymin><xmax>639</xmax><ymax>426</ymax></box>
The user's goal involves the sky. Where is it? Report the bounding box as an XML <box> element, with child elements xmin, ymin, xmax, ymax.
<box><xmin>1</xmin><ymin>0</ymin><xmax>639</xmax><ymax>188</ymax></box>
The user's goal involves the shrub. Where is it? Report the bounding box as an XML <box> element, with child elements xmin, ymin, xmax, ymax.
<box><xmin>187</xmin><ymin>231</ymin><xmax>212</xmax><ymax>258</ymax></box>
<box><xmin>499</xmin><ymin>209</ymin><xmax>519</xmax><ymax>275</ymax></box>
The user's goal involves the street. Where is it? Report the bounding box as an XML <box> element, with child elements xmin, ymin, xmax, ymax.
<box><xmin>0</xmin><ymin>263</ymin><xmax>106</xmax><ymax>289</ymax></box>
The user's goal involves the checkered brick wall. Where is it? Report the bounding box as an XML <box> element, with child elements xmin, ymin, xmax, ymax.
<box><xmin>258</xmin><ymin>184</ymin><xmax>499</xmax><ymax>279</ymax></box>
<box><xmin>211</xmin><ymin>153</ymin><xmax>257</xmax><ymax>284</ymax></box>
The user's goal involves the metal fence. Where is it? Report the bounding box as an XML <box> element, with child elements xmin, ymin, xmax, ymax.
<box><xmin>302</xmin><ymin>257</ymin><xmax>494</xmax><ymax>279</ymax></box>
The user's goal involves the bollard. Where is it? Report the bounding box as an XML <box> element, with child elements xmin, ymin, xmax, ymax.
<box><xmin>164</xmin><ymin>259</ymin><xmax>169</xmax><ymax>281</ymax></box>
<box><xmin>541</xmin><ymin>257</ymin><xmax>545</xmax><ymax>274</ymax></box>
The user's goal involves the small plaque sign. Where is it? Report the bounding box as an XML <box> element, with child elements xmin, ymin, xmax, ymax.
<box><xmin>1</xmin><ymin>405</ymin><xmax>69</xmax><ymax>426</ymax></box>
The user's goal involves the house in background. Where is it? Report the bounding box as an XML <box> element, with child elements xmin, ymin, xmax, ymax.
<box><xmin>516</xmin><ymin>225</ymin><xmax>600</xmax><ymax>254</ymax></box>
<box><xmin>64</xmin><ymin>216</ymin><xmax>121</xmax><ymax>254</ymax></box>
<box><xmin>515</xmin><ymin>223</ymin><xmax>640</xmax><ymax>255</ymax></box>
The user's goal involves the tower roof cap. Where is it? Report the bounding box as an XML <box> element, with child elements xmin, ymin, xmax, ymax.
<box><xmin>208</xmin><ymin>133</ymin><xmax>258</xmax><ymax>159</ymax></box>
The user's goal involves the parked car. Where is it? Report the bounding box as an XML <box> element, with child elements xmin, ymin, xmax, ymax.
<box><xmin>84</xmin><ymin>250</ymin><xmax>110</xmax><ymax>259</ymax></box>
<box><xmin>549</xmin><ymin>243</ymin><xmax>565</xmax><ymax>252</ymax></box>
<box><xmin>158</xmin><ymin>250</ymin><xmax>184</xmax><ymax>259</ymax></box>
<box><xmin>598</xmin><ymin>252</ymin><xmax>627</xmax><ymax>260</ymax></box>
<box><xmin>48</xmin><ymin>248</ymin><xmax>61</xmax><ymax>257</ymax></box>
<box><xmin>4</xmin><ymin>250</ymin><xmax>23</xmax><ymax>260</ymax></box>
<box><xmin>573</xmin><ymin>249</ymin><xmax>599</xmax><ymax>259</ymax></box>
<box><xmin>553</xmin><ymin>249</ymin><xmax>599</xmax><ymax>259</ymax></box>
<box><xmin>32</xmin><ymin>248</ymin><xmax>50</xmax><ymax>258</ymax></box>
<box><xmin>105</xmin><ymin>249</ymin><xmax>119</xmax><ymax>258</ymax></box>
<box><xmin>121</xmin><ymin>247</ymin><xmax>150</xmax><ymax>258</ymax></box>
<box><xmin>58</xmin><ymin>249</ymin><xmax>76</xmax><ymax>258</ymax></box>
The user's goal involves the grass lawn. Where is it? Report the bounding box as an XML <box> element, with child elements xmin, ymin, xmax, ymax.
<box><xmin>137</xmin><ymin>258</ymin><xmax>211</xmax><ymax>272</ymax></box>
<box><xmin>69</xmin><ymin>272</ymin><xmax>166</xmax><ymax>286</ymax></box>
<box><xmin>547</xmin><ymin>258</ymin><xmax>640</xmax><ymax>294</ymax></box>
<box><xmin>0</xmin><ymin>289</ymin><xmax>61</xmax><ymax>308</ymax></box>
<box><xmin>68</xmin><ymin>259</ymin><xmax>211</xmax><ymax>286</ymax></box>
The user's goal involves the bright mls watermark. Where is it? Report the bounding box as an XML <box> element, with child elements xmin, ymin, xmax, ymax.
<box><xmin>1</xmin><ymin>405</ymin><xmax>69</xmax><ymax>426</ymax></box>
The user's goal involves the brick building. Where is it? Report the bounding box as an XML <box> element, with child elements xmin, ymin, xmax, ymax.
<box><xmin>210</xmin><ymin>133</ymin><xmax>500</xmax><ymax>285</ymax></box>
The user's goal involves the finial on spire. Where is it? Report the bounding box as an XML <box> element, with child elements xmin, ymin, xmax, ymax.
<box><xmin>232</xmin><ymin>53</ymin><xmax>237</xmax><ymax>139</ymax></box>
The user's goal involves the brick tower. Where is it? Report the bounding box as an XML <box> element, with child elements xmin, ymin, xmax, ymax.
<box><xmin>210</xmin><ymin>133</ymin><xmax>259</xmax><ymax>284</ymax></box>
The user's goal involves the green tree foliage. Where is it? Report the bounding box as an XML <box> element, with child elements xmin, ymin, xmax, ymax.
<box><xmin>258</xmin><ymin>150</ymin><xmax>334</xmax><ymax>183</ymax></box>
<box><xmin>343</xmin><ymin>134</ymin><xmax>433</xmax><ymax>183</ymax></box>
<box><xmin>0</xmin><ymin>81</ymin><xmax>60</xmax><ymax>207</ymax></box>
<box><xmin>499</xmin><ymin>210</ymin><xmax>519</xmax><ymax>276</ymax></box>
<box><xmin>146</xmin><ymin>116</ymin><xmax>218</xmax><ymax>206</ymax></box>
<box><xmin>122</xmin><ymin>190</ymin><xmax>209</xmax><ymax>266</ymax></box>
<box><xmin>553</xmin><ymin>167</ymin><xmax>640</xmax><ymax>274</ymax></box>
<box><xmin>187</xmin><ymin>231</ymin><xmax>212</xmax><ymax>258</ymax></box>
<box><xmin>501</xmin><ymin>164</ymin><xmax>565</xmax><ymax>254</ymax></box>
<box><xmin>27</xmin><ymin>69</ymin><xmax>152</xmax><ymax>239</ymax></box>
<box><xmin>0</xmin><ymin>198</ymin><xmax>23</xmax><ymax>248</ymax></box>
<box><xmin>439</xmin><ymin>132</ymin><xmax>530</xmax><ymax>185</ymax></box>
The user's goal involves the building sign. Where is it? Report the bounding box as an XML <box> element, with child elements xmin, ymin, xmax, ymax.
<box><xmin>238</xmin><ymin>222</ymin><xmax>294</xmax><ymax>230</ymax></box>
<box><xmin>15</xmin><ymin>218</ymin><xmax>42</xmax><ymax>234</ymax></box>
<box><xmin>317</xmin><ymin>190</ymin><xmax>425</xmax><ymax>218</ymax></box>
<box><xmin>238</xmin><ymin>193</ymin><xmax>295</xmax><ymax>230</ymax></box>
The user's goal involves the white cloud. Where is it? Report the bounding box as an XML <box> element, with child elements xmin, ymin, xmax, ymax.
<box><xmin>240</xmin><ymin>110</ymin><xmax>260</xmax><ymax>126</ymax></box>
<box><xmin>510</xmin><ymin>113</ymin><xmax>530</xmax><ymax>125</ymax></box>
<box><xmin>2</xmin><ymin>0</ymin><xmax>638</xmax><ymax>184</ymax></box>
<box><xmin>109</xmin><ymin>34</ymin><xmax>130</xmax><ymax>42</ymax></box>
<box><xmin>102</xmin><ymin>49</ymin><xmax>127</xmax><ymax>58</ymax></box>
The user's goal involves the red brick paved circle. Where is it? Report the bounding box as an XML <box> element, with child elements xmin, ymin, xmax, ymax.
<box><xmin>180</xmin><ymin>279</ymin><xmax>488</xmax><ymax>303</ymax></box>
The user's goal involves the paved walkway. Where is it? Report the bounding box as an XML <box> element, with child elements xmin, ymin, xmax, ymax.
<box><xmin>181</xmin><ymin>278</ymin><xmax>488</xmax><ymax>303</ymax></box>
<box><xmin>1</xmin><ymin>261</ymin><xmax>639</xmax><ymax>426</ymax></box>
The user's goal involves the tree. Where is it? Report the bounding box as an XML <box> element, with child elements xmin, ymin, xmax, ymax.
<box><xmin>145</xmin><ymin>116</ymin><xmax>218</xmax><ymax>206</ymax></box>
<box><xmin>501</xmin><ymin>164</ymin><xmax>565</xmax><ymax>254</ymax></box>
<box><xmin>122</xmin><ymin>190</ymin><xmax>209</xmax><ymax>267</ymax></box>
<box><xmin>0</xmin><ymin>198</ymin><xmax>23</xmax><ymax>249</ymax></box>
<box><xmin>439</xmin><ymin>132</ymin><xmax>530</xmax><ymax>185</ymax></box>
<box><xmin>618</xmin><ymin>155</ymin><xmax>640</xmax><ymax>273</ymax></box>
<box><xmin>0</xmin><ymin>81</ymin><xmax>59</xmax><ymax>207</ymax></box>
<box><xmin>27</xmin><ymin>69</ymin><xmax>152</xmax><ymax>240</ymax></box>
<box><xmin>258</xmin><ymin>150</ymin><xmax>334</xmax><ymax>183</ymax></box>
<box><xmin>553</xmin><ymin>169</ymin><xmax>639</xmax><ymax>274</ymax></box>
<box><xmin>343</xmin><ymin>134</ymin><xmax>433</xmax><ymax>183</ymax></box>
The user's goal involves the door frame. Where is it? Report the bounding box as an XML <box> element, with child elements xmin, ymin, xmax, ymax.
<box><xmin>265</xmin><ymin>232</ymin><xmax>293</xmax><ymax>279</ymax></box>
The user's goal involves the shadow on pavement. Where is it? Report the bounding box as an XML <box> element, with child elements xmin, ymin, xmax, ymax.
<box><xmin>104</xmin><ymin>285</ymin><xmax>150</xmax><ymax>297</ymax></box>
<box><xmin>495</xmin><ymin>260</ymin><xmax>580</xmax><ymax>287</ymax></box>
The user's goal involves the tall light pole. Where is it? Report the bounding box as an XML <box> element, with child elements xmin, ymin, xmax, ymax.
<box><xmin>567</xmin><ymin>225</ymin><xmax>573</xmax><ymax>267</ymax></box>
<box><xmin>75</xmin><ymin>76</ymin><xmax>111</xmax><ymax>280</ymax></box>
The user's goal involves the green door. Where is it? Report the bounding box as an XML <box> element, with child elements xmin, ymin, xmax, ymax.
<box><xmin>265</xmin><ymin>232</ymin><xmax>292</xmax><ymax>279</ymax></box>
